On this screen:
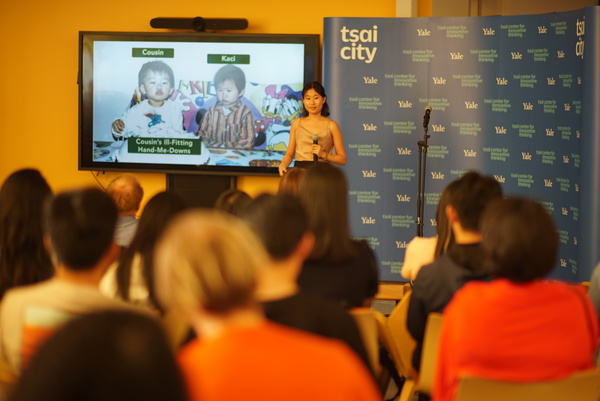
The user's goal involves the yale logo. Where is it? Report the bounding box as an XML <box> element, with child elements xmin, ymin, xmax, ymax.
<box><xmin>495</xmin><ymin>126</ymin><xmax>507</xmax><ymax>134</ymax></box>
<box><xmin>396</xmin><ymin>194</ymin><xmax>410</xmax><ymax>202</ymax></box>
<box><xmin>562</xmin><ymin>207</ymin><xmax>568</xmax><ymax>216</ymax></box>
<box><xmin>363</xmin><ymin>123</ymin><xmax>377</xmax><ymax>131</ymax></box>
<box><xmin>463</xmin><ymin>149</ymin><xmax>477</xmax><ymax>157</ymax></box>
<box><xmin>340</xmin><ymin>26</ymin><xmax>378</xmax><ymax>64</ymax></box>
<box><xmin>483</xmin><ymin>28</ymin><xmax>495</xmax><ymax>35</ymax></box>
<box><xmin>362</xmin><ymin>170</ymin><xmax>376</xmax><ymax>178</ymax></box>
<box><xmin>430</xmin><ymin>218</ymin><xmax>437</xmax><ymax>227</ymax></box>
<box><xmin>563</xmin><ymin>155</ymin><xmax>570</xmax><ymax>163</ymax></box>
<box><xmin>432</xmin><ymin>124</ymin><xmax>445</xmax><ymax>132</ymax></box>
<box><xmin>546</xmin><ymin>128</ymin><xmax>555</xmax><ymax>136</ymax></box>
<box><xmin>363</xmin><ymin>77</ymin><xmax>378</xmax><ymax>84</ymax></box>
<box><xmin>511</xmin><ymin>52</ymin><xmax>523</xmax><ymax>59</ymax></box>
<box><xmin>557</xmin><ymin>50</ymin><xmax>565</xmax><ymax>59</ymax></box>
<box><xmin>417</xmin><ymin>29</ymin><xmax>431</xmax><ymax>36</ymax></box>
<box><xmin>560</xmin><ymin>259</ymin><xmax>567</xmax><ymax>268</ymax></box>
<box><xmin>564</xmin><ymin>103</ymin><xmax>571</xmax><ymax>111</ymax></box>
<box><xmin>547</xmin><ymin>77</ymin><xmax>556</xmax><ymax>85</ymax></box>
<box><xmin>574</xmin><ymin>237</ymin><xmax>578</xmax><ymax>245</ymax></box>
<box><xmin>450</xmin><ymin>52</ymin><xmax>464</xmax><ymax>60</ymax></box>
<box><xmin>494</xmin><ymin>175</ymin><xmax>506</xmax><ymax>183</ymax></box>
<box><xmin>522</xmin><ymin>152</ymin><xmax>532</xmax><ymax>160</ymax></box>
<box><xmin>465</xmin><ymin>101</ymin><xmax>478</xmax><ymax>109</ymax></box>
<box><xmin>397</xmin><ymin>147</ymin><xmax>412</xmax><ymax>155</ymax></box>
<box><xmin>576</xmin><ymin>130</ymin><xmax>581</xmax><ymax>138</ymax></box>
<box><xmin>398</xmin><ymin>101</ymin><xmax>413</xmax><ymax>108</ymax></box>
<box><xmin>538</xmin><ymin>26</ymin><xmax>548</xmax><ymax>33</ymax></box>
<box><xmin>544</xmin><ymin>179</ymin><xmax>553</xmax><ymax>187</ymax></box>
<box><xmin>575</xmin><ymin>184</ymin><xmax>580</xmax><ymax>192</ymax></box>
<box><xmin>432</xmin><ymin>77</ymin><xmax>446</xmax><ymax>85</ymax></box>
<box><xmin>523</xmin><ymin>102</ymin><xmax>534</xmax><ymax>110</ymax></box>
<box><xmin>496</xmin><ymin>77</ymin><xmax>508</xmax><ymax>85</ymax></box>
<box><xmin>395</xmin><ymin>241</ymin><xmax>407</xmax><ymax>249</ymax></box>
<box><xmin>431</xmin><ymin>172</ymin><xmax>445</xmax><ymax>179</ymax></box>
<box><xmin>361</xmin><ymin>217</ymin><xmax>376</xmax><ymax>224</ymax></box>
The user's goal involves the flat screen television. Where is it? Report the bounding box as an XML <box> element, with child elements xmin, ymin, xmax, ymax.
<box><xmin>78</xmin><ymin>31</ymin><xmax>320</xmax><ymax>176</ymax></box>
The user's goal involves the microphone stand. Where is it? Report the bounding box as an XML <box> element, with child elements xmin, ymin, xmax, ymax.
<box><xmin>416</xmin><ymin>109</ymin><xmax>431</xmax><ymax>237</ymax></box>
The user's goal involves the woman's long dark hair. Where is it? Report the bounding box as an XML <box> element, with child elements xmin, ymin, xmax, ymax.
<box><xmin>0</xmin><ymin>169</ymin><xmax>53</xmax><ymax>300</ymax></box>
<box><xmin>297</xmin><ymin>163</ymin><xmax>357</xmax><ymax>263</ymax></box>
<box><xmin>116</xmin><ymin>191</ymin><xmax>187</xmax><ymax>311</ymax></box>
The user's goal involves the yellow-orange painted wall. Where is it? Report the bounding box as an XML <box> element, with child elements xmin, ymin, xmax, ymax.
<box><xmin>0</xmin><ymin>1</ymin><xmax>395</xmax><ymax>208</ymax></box>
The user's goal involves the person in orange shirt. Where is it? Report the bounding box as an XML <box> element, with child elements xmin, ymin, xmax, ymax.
<box><xmin>154</xmin><ymin>209</ymin><xmax>381</xmax><ymax>401</ymax></box>
<box><xmin>434</xmin><ymin>197</ymin><xmax>599</xmax><ymax>401</ymax></box>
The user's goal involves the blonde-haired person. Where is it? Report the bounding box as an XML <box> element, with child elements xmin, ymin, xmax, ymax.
<box><xmin>154</xmin><ymin>210</ymin><xmax>380</xmax><ymax>401</ymax></box>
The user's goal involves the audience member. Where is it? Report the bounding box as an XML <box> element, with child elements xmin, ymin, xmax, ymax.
<box><xmin>106</xmin><ymin>174</ymin><xmax>144</xmax><ymax>247</ymax></box>
<box><xmin>9</xmin><ymin>310</ymin><xmax>188</xmax><ymax>401</ymax></box>
<box><xmin>241</xmin><ymin>193</ymin><xmax>374</xmax><ymax>375</ymax></box>
<box><xmin>407</xmin><ymin>171</ymin><xmax>502</xmax><ymax>373</ymax></box>
<box><xmin>213</xmin><ymin>188</ymin><xmax>252</xmax><ymax>216</ymax></box>
<box><xmin>154</xmin><ymin>209</ymin><xmax>381</xmax><ymax>401</ymax></box>
<box><xmin>100</xmin><ymin>191</ymin><xmax>187</xmax><ymax>312</ymax></box>
<box><xmin>589</xmin><ymin>262</ymin><xmax>600</xmax><ymax>320</ymax></box>
<box><xmin>296</xmin><ymin>163</ymin><xmax>378</xmax><ymax>309</ymax></box>
<box><xmin>277</xmin><ymin>167</ymin><xmax>306</xmax><ymax>195</ymax></box>
<box><xmin>0</xmin><ymin>169</ymin><xmax>54</xmax><ymax>301</ymax></box>
<box><xmin>401</xmin><ymin>186</ymin><xmax>455</xmax><ymax>281</ymax></box>
<box><xmin>0</xmin><ymin>188</ymin><xmax>145</xmax><ymax>376</ymax></box>
<box><xmin>434</xmin><ymin>197</ymin><xmax>599</xmax><ymax>401</ymax></box>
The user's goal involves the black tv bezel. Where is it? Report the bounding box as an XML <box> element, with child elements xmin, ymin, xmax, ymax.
<box><xmin>78</xmin><ymin>31</ymin><xmax>320</xmax><ymax>176</ymax></box>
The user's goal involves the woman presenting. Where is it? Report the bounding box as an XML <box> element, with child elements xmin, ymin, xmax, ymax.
<box><xmin>279</xmin><ymin>82</ymin><xmax>347</xmax><ymax>175</ymax></box>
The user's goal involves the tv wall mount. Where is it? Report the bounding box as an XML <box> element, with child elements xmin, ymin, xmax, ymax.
<box><xmin>150</xmin><ymin>17</ymin><xmax>248</xmax><ymax>32</ymax></box>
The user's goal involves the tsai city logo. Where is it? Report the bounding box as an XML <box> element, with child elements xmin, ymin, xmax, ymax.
<box><xmin>339</xmin><ymin>25</ymin><xmax>378</xmax><ymax>64</ymax></box>
<box><xmin>576</xmin><ymin>18</ymin><xmax>585</xmax><ymax>59</ymax></box>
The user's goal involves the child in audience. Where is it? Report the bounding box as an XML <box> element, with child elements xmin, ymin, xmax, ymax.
<box><xmin>434</xmin><ymin>197</ymin><xmax>599</xmax><ymax>401</ymax></box>
<box><xmin>112</xmin><ymin>60</ymin><xmax>185</xmax><ymax>138</ymax></box>
<box><xmin>197</xmin><ymin>65</ymin><xmax>254</xmax><ymax>149</ymax></box>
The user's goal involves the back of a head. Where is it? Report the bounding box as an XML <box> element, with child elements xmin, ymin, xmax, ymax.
<box><xmin>278</xmin><ymin>167</ymin><xmax>306</xmax><ymax>195</ymax></box>
<box><xmin>10</xmin><ymin>310</ymin><xmax>187</xmax><ymax>401</ymax></box>
<box><xmin>0</xmin><ymin>169</ymin><xmax>53</xmax><ymax>297</ymax></box>
<box><xmin>445</xmin><ymin>170</ymin><xmax>503</xmax><ymax>231</ymax></box>
<box><xmin>297</xmin><ymin>163</ymin><xmax>355</xmax><ymax>262</ymax></box>
<box><xmin>213</xmin><ymin>189</ymin><xmax>252</xmax><ymax>217</ymax></box>
<box><xmin>106</xmin><ymin>174</ymin><xmax>144</xmax><ymax>215</ymax></box>
<box><xmin>481</xmin><ymin>196</ymin><xmax>558</xmax><ymax>282</ymax></box>
<box><xmin>155</xmin><ymin>209</ymin><xmax>269</xmax><ymax>315</ymax></box>
<box><xmin>46</xmin><ymin>188</ymin><xmax>118</xmax><ymax>271</ymax></box>
<box><xmin>117</xmin><ymin>191</ymin><xmax>187</xmax><ymax>306</ymax></box>
<box><xmin>241</xmin><ymin>193</ymin><xmax>308</xmax><ymax>261</ymax></box>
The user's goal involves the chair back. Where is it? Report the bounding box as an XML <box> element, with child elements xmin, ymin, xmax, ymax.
<box><xmin>455</xmin><ymin>368</ymin><xmax>600</xmax><ymax>401</ymax></box>
<box><xmin>416</xmin><ymin>312</ymin><xmax>443</xmax><ymax>396</ymax></box>
<box><xmin>348</xmin><ymin>307</ymin><xmax>381</xmax><ymax>377</ymax></box>
<box><xmin>384</xmin><ymin>288</ymin><xmax>416</xmax><ymax>378</ymax></box>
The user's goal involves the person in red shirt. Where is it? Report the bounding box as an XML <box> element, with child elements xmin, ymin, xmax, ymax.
<box><xmin>434</xmin><ymin>197</ymin><xmax>599</xmax><ymax>401</ymax></box>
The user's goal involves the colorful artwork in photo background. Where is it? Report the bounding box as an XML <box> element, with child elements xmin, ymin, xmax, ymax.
<box><xmin>323</xmin><ymin>7</ymin><xmax>599</xmax><ymax>282</ymax></box>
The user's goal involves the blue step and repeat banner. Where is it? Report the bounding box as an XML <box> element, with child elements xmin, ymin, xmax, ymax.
<box><xmin>323</xmin><ymin>6</ymin><xmax>600</xmax><ymax>282</ymax></box>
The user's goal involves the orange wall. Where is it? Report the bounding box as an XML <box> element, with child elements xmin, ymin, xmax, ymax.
<box><xmin>0</xmin><ymin>1</ymin><xmax>395</xmax><ymax>207</ymax></box>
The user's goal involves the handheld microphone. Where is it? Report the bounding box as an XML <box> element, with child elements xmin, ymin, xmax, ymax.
<box><xmin>423</xmin><ymin>106</ymin><xmax>432</xmax><ymax>128</ymax></box>
<box><xmin>313</xmin><ymin>134</ymin><xmax>319</xmax><ymax>163</ymax></box>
